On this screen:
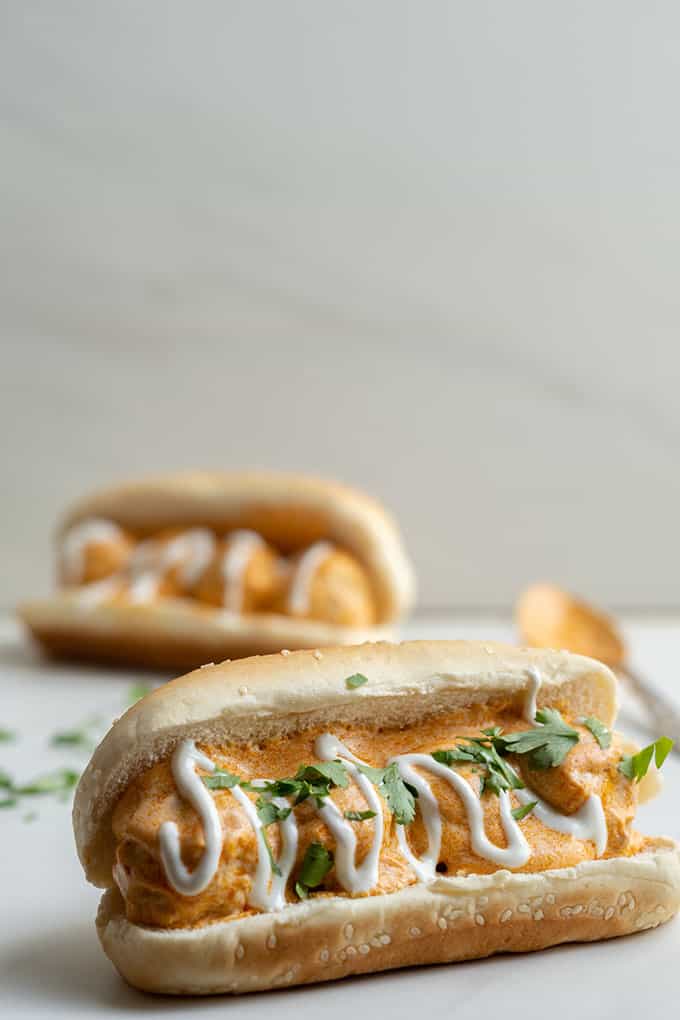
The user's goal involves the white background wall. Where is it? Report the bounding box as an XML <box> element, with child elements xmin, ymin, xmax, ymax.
<box><xmin>2</xmin><ymin>2</ymin><xmax>679</xmax><ymax>609</ymax></box>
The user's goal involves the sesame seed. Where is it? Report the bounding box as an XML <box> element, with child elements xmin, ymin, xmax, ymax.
<box><xmin>344</xmin><ymin>923</ymin><xmax>354</xmax><ymax>940</ymax></box>
<box><xmin>437</xmin><ymin>918</ymin><xmax>447</xmax><ymax>930</ymax></box>
<box><xmin>500</xmin><ymin>910</ymin><xmax>513</xmax><ymax>923</ymax></box>
<box><xmin>379</xmin><ymin>933</ymin><xmax>391</xmax><ymax>945</ymax></box>
<box><xmin>281</xmin><ymin>649</ymin><xmax>290</xmax><ymax>656</ymax></box>
<box><xmin>359</xmin><ymin>944</ymin><xmax>370</xmax><ymax>954</ymax></box>
<box><xmin>533</xmin><ymin>910</ymin><xmax>544</xmax><ymax>921</ymax></box>
<box><xmin>409</xmin><ymin>927</ymin><xmax>421</xmax><ymax>937</ymax></box>
<box><xmin>235</xmin><ymin>944</ymin><xmax>245</xmax><ymax>960</ymax></box>
<box><xmin>475</xmin><ymin>914</ymin><xmax>485</xmax><ymax>926</ymax></box>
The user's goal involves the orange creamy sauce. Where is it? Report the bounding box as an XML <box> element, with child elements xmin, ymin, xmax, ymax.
<box><xmin>112</xmin><ymin>704</ymin><xmax>644</xmax><ymax>929</ymax></box>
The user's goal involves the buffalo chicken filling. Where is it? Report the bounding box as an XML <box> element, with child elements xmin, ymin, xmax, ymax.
<box><xmin>112</xmin><ymin>703</ymin><xmax>648</xmax><ymax>929</ymax></box>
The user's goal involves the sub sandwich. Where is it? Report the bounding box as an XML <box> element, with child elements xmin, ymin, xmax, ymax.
<box><xmin>18</xmin><ymin>472</ymin><xmax>414</xmax><ymax>670</ymax></box>
<box><xmin>74</xmin><ymin>640</ymin><xmax>680</xmax><ymax>994</ymax></box>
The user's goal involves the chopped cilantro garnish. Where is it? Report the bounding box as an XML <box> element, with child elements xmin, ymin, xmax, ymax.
<box><xmin>619</xmin><ymin>737</ymin><xmax>673</xmax><ymax>782</ymax></box>
<box><xmin>295</xmin><ymin>842</ymin><xmax>334</xmax><ymax>898</ymax></box>
<box><xmin>13</xmin><ymin>768</ymin><xmax>79</xmax><ymax>796</ymax></box>
<box><xmin>50</xmin><ymin>729</ymin><xmax>94</xmax><ymax>749</ymax></box>
<box><xmin>357</xmin><ymin>762</ymin><xmax>418</xmax><ymax>825</ymax></box>
<box><xmin>499</xmin><ymin>709</ymin><xmax>580</xmax><ymax>769</ymax></box>
<box><xmin>127</xmin><ymin>683</ymin><xmax>152</xmax><ymax>705</ymax></box>
<box><xmin>345</xmin><ymin>673</ymin><xmax>368</xmax><ymax>690</ymax></box>
<box><xmin>511</xmin><ymin>800</ymin><xmax>537</xmax><ymax>821</ymax></box>
<box><xmin>259</xmin><ymin>828</ymin><xmax>282</xmax><ymax>877</ymax></box>
<box><xmin>582</xmin><ymin>716</ymin><xmax>611</xmax><ymax>750</ymax></box>
<box><xmin>255</xmin><ymin>796</ymin><xmax>292</xmax><ymax>827</ymax></box>
<box><xmin>0</xmin><ymin>728</ymin><xmax>16</xmax><ymax>742</ymax></box>
<box><xmin>343</xmin><ymin>809</ymin><xmax>377</xmax><ymax>821</ymax></box>
<box><xmin>433</xmin><ymin>738</ymin><xmax>524</xmax><ymax>797</ymax></box>
<box><xmin>202</xmin><ymin>768</ymin><xmax>242</xmax><ymax>790</ymax></box>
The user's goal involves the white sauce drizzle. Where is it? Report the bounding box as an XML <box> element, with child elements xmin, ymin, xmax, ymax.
<box><xmin>127</xmin><ymin>529</ymin><xmax>215</xmax><ymax>603</ymax></box>
<box><xmin>220</xmin><ymin>530</ymin><xmax>264</xmax><ymax>612</ymax></box>
<box><xmin>287</xmin><ymin>541</ymin><xmax>333</xmax><ymax>614</ymax></box>
<box><xmin>391</xmin><ymin>754</ymin><xmax>530</xmax><ymax>877</ymax></box>
<box><xmin>158</xmin><ymin>740</ymin><xmax>223</xmax><ymax>896</ymax></box>
<box><xmin>60</xmin><ymin>518</ymin><xmax>126</xmax><ymax>584</ymax></box>
<box><xmin>73</xmin><ymin>576</ymin><xmax>121</xmax><ymax>607</ymax></box>
<box><xmin>158</xmin><ymin>721</ymin><xmax>609</xmax><ymax>907</ymax></box>
<box><xmin>524</xmin><ymin>666</ymin><xmax>542</xmax><ymax>722</ymax></box>
<box><xmin>314</xmin><ymin>734</ymin><xmax>384</xmax><ymax>892</ymax></box>
<box><xmin>230</xmin><ymin>782</ymin><xmax>298</xmax><ymax>911</ymax></box>
<box><xmin>514</xmin><ymin>787</ymin><xmax>608</xmax><ymax>856</ymax></box>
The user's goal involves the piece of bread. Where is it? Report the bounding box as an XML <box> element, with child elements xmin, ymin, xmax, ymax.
<box><xmin>18</xmin><ymin>472</ymin><xmax>414</xmax><ymax>669</ymax></box>
<box><xmin>73</xmin><ymin>641</ymin><xmax>680</xmax><ymax>993</ymax></box>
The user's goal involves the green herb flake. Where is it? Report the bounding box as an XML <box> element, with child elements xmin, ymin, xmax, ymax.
<box><xmin>202</xmin><ymin>768</ymin><xmax>242</xmax><ymax>790</ymax></box>
<box><xmin>500</xmin><ymin>709</ymin><xmax>580</xmax><ymax>769</ymax></box>
<box><xmin>619</xmin><ymin>737</ymin><xmax>674</xmax><ymax>782</ymax></box>
<box><xmin>345</xmin><ymin>673</ymin><xmax>368</xmax><ymax>690</ymax></box>
<box><xmin>433</xmin><ymin>738</ymin><xmax>524</xmax><ymax>798</ymax></box>
<box><xmin>511</xmin><ymin>800</ymin><xmax>537</xmax><ymax>822</ymax></box>
<box><xmin>260</xmin><ymin>828</ymin><xmax>282</xmax><ymax>877</ymax></box>
<box><xmin>50</xmin><ymin>729</ymin><xmax>93</xmax><ymax>749</ymax></box>
<box><xmin>0</xmin><ymin>796</ymin><xmax>17</xmax><ymax>809</ymax></box>
<box><xmin>0</xmin><ymin>728</ymin><xmax>16</xmax><ymax>742</ymax></box>
<box><xmin>14</xmin><ymin>768</ymin><xmax>79</xmax><ymax>796</ymax></box>
<box><xmin>295</xmin><ymin>842</ymin><xmax>334</xmax><ymax>898</ymax></box>
<box><xmin>128</xmin><ymin>683</ymin><xmax>152</xmax><ymax>705</ymax></box>
<box><xmin>295</xmin><ymin>761</ymin><xmax>349</xmax><ymax>789</ymax></box>
<box><xmin>343</xmin><ymin>809</ymin><xmax>377</xmax><ymax>821</ymax></box>
<box><xmin>582</xmin><ymin>717</ymin><xmax>612</xmax><ymax>750</ymax></box>
<box><xmin>358</xmin><ymin>762</ymin><xmax>417</xmax><ymax>825</ymax></box>
<box><xmin>255</xmin><ymin>797</ymin><xmax>292</xmax><ymax>827</ymax></box>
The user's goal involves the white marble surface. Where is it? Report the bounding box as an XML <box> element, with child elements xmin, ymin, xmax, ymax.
<box><xmin>2</xmin><ymin>613</ymin><xmax>680</xmax><ymax>1018</ymax></box>
<box><xmin>3</xmin><ymin>3</ymin><xmax>680</xmax><ymax>609</ymax></box>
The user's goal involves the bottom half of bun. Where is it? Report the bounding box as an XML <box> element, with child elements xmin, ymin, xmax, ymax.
<box><xmin>18</xmin><ymin>597</ymin><xmax>390</xmax><ymax>671</ymax></box>
<box><xmin>96</xmin><ymin>840</ymin><xmax>680</xmax><ymax>995</ymax></box>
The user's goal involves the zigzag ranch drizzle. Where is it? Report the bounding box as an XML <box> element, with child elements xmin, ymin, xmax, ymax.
<box><xmin>56</xmin><ymin>519</ymin><xmax>376</xmax><ymax>627</ymax></box>
<box><xmin>139</xmin><ymin>672</ymin><xmax>615</xmax><ymax>918</ymax></box>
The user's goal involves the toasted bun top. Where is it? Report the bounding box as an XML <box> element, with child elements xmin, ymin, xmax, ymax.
<box><xmin>59</xmin><ymin>471</ymin><xmax>415</xmax><ymax>624</ymax></box>
<box><xmin>73</xmin><ymin>640</ymin><xmax>617</xmax><ymax>887</ymax></box>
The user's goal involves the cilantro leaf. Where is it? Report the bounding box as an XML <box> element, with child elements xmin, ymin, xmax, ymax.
<box><xmin>619</xmin><ymin>737</ymin><xmax>674</xmax><ymax>782</ymax></box>
<box><xmin>255</xmin><ymin>796</ymin><xmax>291</xmax><ymax>827</ymax></box>
<box><xmin>295</xmin><ymin>761</ymin><xmax>349</xmax><ymax>789</ymax></box>
<box><xmin>128</xmin><ymin>683</ymin><xmax>152</xmax><ymax>705</ymax></box>
<box><xmin>14</xmin><ymin>768</ymin><xmax>79</xmax><ymax>796</ymax></box>
<box><xmin>499</xmin><ymin>709</ymin><xmax>579</xmax><ymax>769</ymax></box>
<box><xmin>295</xmin><ymin>841</ymin><xmax>334</xmax><ymax>898</ymax></box>
<box><xmin>358</xmin><ymin>762</ymin><xmax>417</xmax><ymax>825</ymax></box>
<box><xmin>50</xmin><ymin>729</ymin><xmax>93</xmax><ymax>749</ymax></box>
<box><xmin>511</xmin><ymin>800</ymin><xmax>537</xmax><ymax>821</ymax></box>
<box><xmin>433</xmin><ymin>739</ymin><xmax>523</xmax><ymax>797</ymax></box>
<box><xmin>0</xmin><ymin>769</ymin><xmax>13</xmax><ymax>789</ymax></box>
<box><xmin>345</xmin><ymin>673</ymin><xmax>368</xmax><ymax>690</ymax></box>
<box><xmin>582</xmin><ymin>717</ymin><xmax>611</xmax><ymax>750</ymax></box>
<box><xmin>202</xmin><ymin>768</ymin><xmax>242</xmax><ymax>790</ymax></box>
<box><xmin>259</xmin><ymin>828</ymin><xmax>282</xmax><ymax>877</ymax></box>
<box><xmin>0</xmin><ymin>728</ymin><xmax>16</xmax><ymax>742</ymax></box>
<box><xmin>343</xmin><ymin>809</ymin><xmax>377</xmax><ymax>821</ymax></box>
